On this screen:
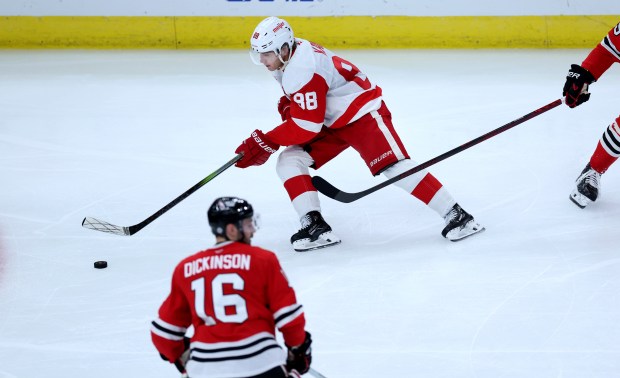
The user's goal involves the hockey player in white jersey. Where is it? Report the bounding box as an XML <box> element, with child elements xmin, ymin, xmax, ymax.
<box><xmin>234</xmin><ymin>17</ymin><xmax>484</xmax><ymax>251</ymax></box>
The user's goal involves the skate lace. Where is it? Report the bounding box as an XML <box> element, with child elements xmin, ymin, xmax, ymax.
<box><xmin>584</xmin><ymin>170</ymin><xmax>601</xmax><ymax>189</ymax></box>
<box><xmin>299</xmin><ymin>214</ymin><xmax>312</xmax><ymax>229</ymax></box>
<box><xmin>444</xmin><ymin>207</ymin><xmax>459</xmax><ymax>224</ymax></box>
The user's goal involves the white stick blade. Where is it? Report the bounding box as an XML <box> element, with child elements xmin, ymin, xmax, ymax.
<box><xmin>82</xmin><ymin>217</ymin><xmax>130</xmax><ymax>236</ymax></box>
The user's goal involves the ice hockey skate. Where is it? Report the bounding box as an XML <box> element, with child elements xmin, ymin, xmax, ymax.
<box><xmin>291</xmin><ymin>211</ymin><xmax>341</xmax><ymax>252</ymax></box>
<box><xmin>441</xmin><ymin>203</ymin><xmax>484</xmax><ymax>241</ymax></box>
<box><xmin>569</xmin><ymin>163</ymin><xmax>601</xmax><ymax>209</ymax></box>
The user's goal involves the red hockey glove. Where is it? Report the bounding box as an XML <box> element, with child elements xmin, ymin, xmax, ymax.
<box><xmin>286</xmin><ymin>332</ymin><xmax>312</xmax><ymax>375</ymax></box>
<box><xmin>277</xmin><ymin>95</ymin><xmax>291</xmax><ymax>121</ymax></box>
<box><xmin>235</xmin><ymin>129</ymin><xmax>280</xmax><ymax>168</ymax></box>
<box><xmin>563</xmin><ymin>64</ymin><xmax>595</xmax><ymax>108</ymax></box>
<box><xmin>159</xmin><ymin>336</ymin><xmax>190</xmax><ymax>374</ymax></box>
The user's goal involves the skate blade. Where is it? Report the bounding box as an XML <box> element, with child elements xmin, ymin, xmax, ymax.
<box><xmin>292</xmin><ymin>232</ymin><xmax>341</xmax><ymax>252</ymax></box>
<box><xmin>569</xmin><ymin>192</ymin><xmax>590</xmax><ymax>209</ymax></box>
<box><xmin>293</xmin><ymin>240</ymin><xmax>342</xmax><ymax>252</ymax></box>
<box><xmin>446</xmin><ymin>222</ymin><xmax>485</xmax><ymax>242</ymax></box>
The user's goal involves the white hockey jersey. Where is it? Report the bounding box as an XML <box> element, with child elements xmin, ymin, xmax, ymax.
<box><xmin>265</xmin><ymin>38</ymin><xmax>383</xmax><ymax>146</ymax></box>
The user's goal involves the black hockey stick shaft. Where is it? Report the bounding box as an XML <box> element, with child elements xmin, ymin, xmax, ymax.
<box><xmin>126</xmin><ymin>153</ymin><xmax>242</xmax><ymax>234</ymax></box>
<box><xmin>312</xmin><ymin>99</ymin><xmax>563</xmax><ymax>203</ymax></box>
<box><xmin>82</xmin><ymin>153</ymin><xmax>243</xmax><ymax>236</ymax></box>
<box><xmin>173</xmin><ymin>360</ymin><xmax>185</xmax><ymax>374</ymax></box>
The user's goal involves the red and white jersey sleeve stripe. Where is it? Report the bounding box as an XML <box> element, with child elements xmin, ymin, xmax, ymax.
<box><xmin>582</xmin><ymin>21</ymin><xmax>620</xmax><ymax>80</ymax></box>
<box><xmin>151</xmin><ymin>318</ymin><xmax>188</xmax><ymax>342</ymax></box>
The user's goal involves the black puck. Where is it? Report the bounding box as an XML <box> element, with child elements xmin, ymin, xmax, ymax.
<box><xmin>94</xmin><ymin>261</ymin><xmax>108</xmax><ymax>269</ymax></box>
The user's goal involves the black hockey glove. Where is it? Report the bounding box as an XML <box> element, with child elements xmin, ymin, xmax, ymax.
<box><xmin>563</xmin><ymin>64</ymin><xmax>595</xmax><ymax>108</ymax></box>
<box><xmin>286</xmin><ymin>332</ymin><xmax>312</xmax><ymax>375</ymax></box>
<box><xmin>159</xmin><ymin>353</ymin><xmax>186</xmax><ymax>374</ymax></box>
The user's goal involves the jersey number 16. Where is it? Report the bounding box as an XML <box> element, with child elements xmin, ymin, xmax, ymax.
<box><xmin>191</xmin><ymin>273</ymin><xmax>249</xmax><ymax>325</ymax></box>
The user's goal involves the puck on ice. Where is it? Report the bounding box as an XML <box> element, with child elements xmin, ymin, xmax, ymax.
<box><xmin>94</xmin><ymin>261</ymin><xmax>108</xmax><ymax>269</ymax></box>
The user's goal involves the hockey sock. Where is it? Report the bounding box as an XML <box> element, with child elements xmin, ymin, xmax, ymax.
<box><xmin>413</xmin><ymin>174</ymin><xmax>456</xmax><ymax>217</ymax></box>
<box><xmin>590</xmin><ymin>120</ymin><xmax>620</xmax><ymax>174</ymax></box>
<box><xmin>383</xmin><ymin>160</ymin><xmax>456</xmax><ymax>217</ymax></box>
<box><xmin>276</xmin><ymin>147</ymin><xmax>321</xmax><ymax>218</ymax></box>
<box><xmin>283</xmin><ymin>174</ymin><xmax>321</xmax><ymax>218</ymax></box>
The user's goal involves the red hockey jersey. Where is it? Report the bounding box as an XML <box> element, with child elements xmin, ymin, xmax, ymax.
<box><xmin>151</xmin><ymin>241</ymin><xmax>306</xmax><ymax>378</ymax></box>
<box><xmin>266</xmin><ymin>38</ymin><xmax>383</xmax><ymax>146</ymax></box>
<box><xmin>582</xmin><ymin>21</ymin><xmax>620</xmax><ymax>80</ymax></box>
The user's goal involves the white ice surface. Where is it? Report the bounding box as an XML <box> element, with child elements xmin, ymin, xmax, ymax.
<box><xmin>1</xmin><ymin>49</ymin><xmax>619</xmax><ymax>378</ymax></box>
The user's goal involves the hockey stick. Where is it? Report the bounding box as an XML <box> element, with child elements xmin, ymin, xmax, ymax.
<box><xmin>308</xmin><ymin>368</ymin><xmax>328</xmax><ymax>378</ymax></box>
<box><xmin>312</xmin><ymin>98</ymin><xmax>563</xmax><ymax>203</ymax></box>
<box><xmin>82</xmin><ymin>153</ymin><xmax>243</xmax><ymax>236</ymax></box>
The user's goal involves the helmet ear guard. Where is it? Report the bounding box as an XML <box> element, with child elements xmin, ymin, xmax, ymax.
<box><xmin>249</xmin><ymin>16</ymin><xmax>295</xmax><ymax>65</ymax></box>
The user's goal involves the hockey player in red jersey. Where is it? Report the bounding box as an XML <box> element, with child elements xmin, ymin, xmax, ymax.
<box><xmin>234</xmin><ymin>16</ymin><xmax>484</xmax><ymax>251</ymax></box>
<box><xmin>151</xmin><ymin>197</ymin><xmax>312</xmax><ymax>378</ymax></box>
<box><xmin>564</xmin><ymin>21</ymin><xmax>620</xmax><ymax>208</ymax></box>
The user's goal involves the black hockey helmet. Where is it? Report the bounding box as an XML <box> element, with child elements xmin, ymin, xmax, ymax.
<box><xmin>207</xmin><ymin>197</ymin><xmax>254</xmax><ymax>237</ymax></box>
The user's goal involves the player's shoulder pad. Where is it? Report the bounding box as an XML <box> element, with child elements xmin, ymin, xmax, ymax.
<box><xmin>282</xmin><ymin>39</ymin><xmax>317</xmax><ymax>94</ymax></box>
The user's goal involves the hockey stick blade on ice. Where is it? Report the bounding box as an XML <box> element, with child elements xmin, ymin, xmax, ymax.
<box><xmin>82</xmin><ymin>153</ymin><xmax>243</xmax><ymax>236</ymax></box>
<box><xmin>312</xmin><ymin>99</ymin><xmax>563</xmax><ymax>203</ymax></box>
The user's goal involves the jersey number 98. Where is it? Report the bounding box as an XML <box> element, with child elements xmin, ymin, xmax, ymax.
<box><xmin>293</xmin><ymin>92</ymin><xmax>318</xmax><ymax>110</ymax></box>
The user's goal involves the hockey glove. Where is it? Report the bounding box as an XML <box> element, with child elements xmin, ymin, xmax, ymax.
<box><xmin>235</xmin><ymin>129</ymin><xmax>280</xmax><ymax>168</ymax></box>
<box><xmin>277</xmin><ymin>95</ymin><xmax>291</xmax><ymax>121</ymax></box>
<box><xmin>159</xmin><ymin>353</ymin><xmax>186</xmax><ymax>374</ymax></box>
<box><xmin>286</xmin><ymin>331</ymin><xmax>312</xmax><ymax>375</ymax></box>
<box><xmin>159</xmin><ymin>336</ymin><xmax>190</xmax><ymax>374</ymax></box>
<box><xmin>563</xmin><ymin>64</ymin><xmax>595</xmax><ymax>108</ymax></box>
